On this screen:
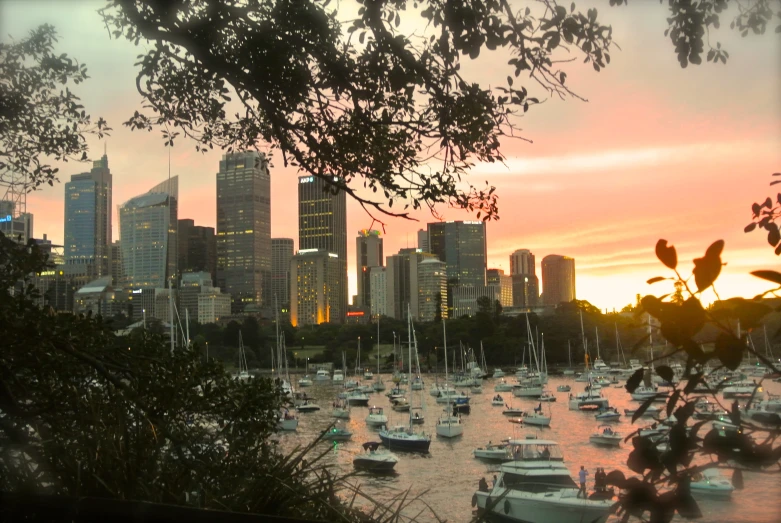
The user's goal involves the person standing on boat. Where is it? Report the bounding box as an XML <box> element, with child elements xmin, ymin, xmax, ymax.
<box><xmin>577</xmin><ymin>466</ymin><xmax>589</xmax><ymax>498</ymax></box>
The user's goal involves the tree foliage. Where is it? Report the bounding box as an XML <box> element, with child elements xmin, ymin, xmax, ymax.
<box><xmin>0</xmin><ymin>25</ymin><xmax>109</xmax><ymax>188</ymax></box>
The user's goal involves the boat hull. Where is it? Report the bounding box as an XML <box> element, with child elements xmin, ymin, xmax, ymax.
<box><xmin>353</xmin><ymin>457</ymin><xmax>397</xmax><ymax>472</ymax></box>
<box><xmin>475</xmin><ymin>488</ymin><xmax>613</xmax><ymax>523</ymax></box>
<box><xmin>277</xmin><ymin>418</ymin><xmax>298</xmax><ymax>431</ymax></box>
<box><xmin>436</xmin><ymin>423</ymin><xmax>463</xmax><ymax>438</ymax></box>
<box><xmin>568</xmin><ymin>398</ymin><xmax>609</xmax><ymax>411</ymax></box>
<box><xmin>589</xmin><ymin>435</ymin><xmax>622</xmax><ymax>447</ymax></box>
<box><xmin>379</xmin><ymin>432</ymin><xmax>431</xmax><ymax>453</ymax></box>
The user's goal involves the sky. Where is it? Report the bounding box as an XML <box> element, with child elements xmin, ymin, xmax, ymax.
<box><xmin>3</xmin><ymin>1</ymin><xmax>780</xmax><ymax>311</ymax></box>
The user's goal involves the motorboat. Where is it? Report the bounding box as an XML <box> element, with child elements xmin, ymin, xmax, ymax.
<box><xmin>512</xmin><ymin>383</ymin><xmax>543</xmax><ymax>398</ymax></box>
<box><xmin>630</xmin><ymin>385</ymin><xmax>668</xmax><ymax>402</ymax></box>
<box><xmin>689</xmin><ymin>469</ymin><xmax>734</xmax><ymax>498</ymax></box>
<box><xmin>331</xmin><ymin>399</ymin><xmax>350</xmax><ymax>419</ymax></box>
<box><xmin>345</xmin><ymin>390</ymin><xmax>370</xmax><ymax>406</ymax></box>
<box><xmin>492</xmin><ymin>394</ymin><xmax>505</xmax><ymax>406</ymax></box>
<box><xmin>562</xmin><ymin>368</ymin><xmax>576</xmax><ymax>376</ymax></box>
<box><xmin>386</xmin><ymin>387</ymin><xmax>407</xmax><ymax>400</ymax></box>
<box><xmin>365</xmin><ymin>406</ymin><xmax>388</xmax><ymax>427</ymax></box>
<box><xmin>474</xmin><ymin>440</ymin><xmax>513</xmax><ymax>461</ymax></box>
<box><xmin>589</xmin><ymin>425</ymin><xmax>622</xmax><ymax>447</ymax></box>
<box><xmin>297</xmin><ymin>375</ymin><xmax>313</xmax><ymax>388</ymax></box>
<box><xmin>568</xmin><ymin>389</ymin><xmax>609</xmax><ymax>411</ymax></box>
<box><xmin>557</xmin><ymin>384</ymin><xmax>571</xmax><ymax>392</ymax></box>
<box><xmin>494</xmin><ymin>379</ymin><xmax>513</xmax><ymax>392</ymax></box>
<box><xmin>345</xmin><ymin>378</ymin><xmax>360</xmax><ymax>389</ymax></box>
<box><xmin>452</xmin><ymin>395</ymin><xmax>471</xmax><ymax>414</ymax></box>
<box><xmin>372</xmin><ymin>377</ymin><xmax>387</xmax><ymax>392</ymax></box>
<box><xmin>296</xmin><ymin>400</ymin><xmax>321</xmax><ymax>413</ymax></box>
<box><xmin>623</xmin><ymin>406</ymin><xmax>661</xmax><ymax>418</ymax></box>
<box><xmin>410</xmin><ymin>409</ymin><xmax>425</xmax><ymax>425</ymax></box>
<box><xmin>314</xmin><ymin>369</ymin><xmax>331</xmax><ymax>382</ymax></box>
<box><xmin>519</xmin><ymin>405</ymin><xmax>551</xmax><ymax>427</ymax></box>
<box><xmin>723</xmin><ymin>380</ymin><xmax>763</xmax><ymax>399</ymax></box>
<box><xmin>363</xmin><ymin>369</ymin><xmax>374</xmax><ymax>380</ymax></box>
<box><xmin>493</xmin><ymin>368</ymin><xmax>506</xmax><ymax>378</ymax></box>
<box><xmin>595</xmin><ymin>407</ymin><xmax>621</xmax><ymax>422</ymax></box>
<box><xmin>391</xmin><ymin>397</ymin><xmax>411</xmax><ymax>412</ymax></box>
<box><xmin>471</xmin><ymin>385</ymin><xmax>484</xmax><ymax>394</ymax></box>
<box><xmin>435</xmin><ymin>388</ymin><xmax>461</xmax><ymax>404</ymax></box>
<box><xmin>332</xmin><ymin>370</ymin><xmax>344</xmax><ymax>383</ymax></box>
<box><xmin>356</xmin><ymin>384</ymin><xmax>374</xmax><ymax>393</ymax></box>
<box><xmin>436</xmin><ymin>410</ymin><xmax>464</xmax><ymax>438</ymax></box>
<box><xmin>322</xmin><ymin>423</ymin><xmax>352</xmax><ymax>442</ymax></box>
<box><xmin>379</xmin><ymin>423</ymin><xmax>431</xmax><ymax>452</ymax></box>
<box><xmin>473</xmin><ymin>437</ymin><xmax>616</xmax><ymax>523</ymax></box>
<box><xmin>276</xmin><ymin>409</ymin><xmax>298</xmax><ymax>431</ymax></box>
<box><xmin>410</xmin><ymin>376</ymin><xmax>424</xmax><ymax>390</ymax></box>
<box><xmin>503</xmin><ymin>406</ymin><xmax>524</xmax><ymax>417</ymax></box>
<box><xmin>353</xmin><ymin>442</ymin><xmax>398</xmax><ymax>472</ymax></box>
<box><xmin>538</xmin><ymin>391</ymin><xmax>556</xmax><ymax>402</ymax></box>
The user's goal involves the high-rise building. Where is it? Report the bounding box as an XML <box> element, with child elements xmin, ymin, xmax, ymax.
<box><xmin>356</xmin><ymin>229</ymin><xmax>383</xmax><ymax>308</ymax></box>
<box><xmin>110</xmin><ymin>240</ymin><xmax>122</xmax><ymax>286</ymax></box>
<box><xmin>452</xmin><ymin>285</ymin><xmax>501</xmax><ymax>318</ymax></box>
<box><xmin>290</xmin><ymin>248</ymin><xmax>342</xmax><ymax>326</ymax></box>
<box><xmin>298</xmin><ymin>175</ymin><xmax>347</xmax><ymax>322</ymax></box>
<box><xmin>369</xmin><ymin>266</ymin><xmax>387</xmax><ymax>317</ymax></box>
<box><xmin>178</xmin><ymin>219</ymin><xmax>217</xmax><ymax>285</ymax></box>
<box><xmin>178</xmin><ymin>271</ymin><xmax>231</xmax><ymax>323</ymax></box>
<box><xmin>0</xmin><ymin>200</ymin><xmax>33</xmax><ymax>243</ymax></box>
<box><xmin>426</xmin><ymin>221</ymin><xmax>486</xmax><ymax>287</ymax></box>
<box><xmin>271</xmin><ymin>238</ymin><xmax>294</xmax><ymax>310</ymax></box>
<box><xmin>216</xmin><ymin>152</ymin><xmax>271</xmax><ymax>313</ymax></box>
<box><xmin>487</xmin><ymin>268</ymin><xmax>513</xmax><ymax>307</ymax></box>
<box><xmin>417</xmin><ymin>229</ymin><xmax>429</xmax><ymax>252</ymax></box>
<box><xmin>541</xmin><ymin>254</ymin><xmax>576</xmax><ymax>306</ymax></box>
<box><xmin>417</xmin><ymin>258</ymin><xmax>447</xmax><ymax>321</ymax></box>
<box><xmin>510</xmin><ymin>248</ymin><xmax>539</xmax><ymax>308</ymax></box>
<box><xmin>64</xmin><ymin>153</ymin><xmax>112</xmax><ymax>276</ymax></box>
<box><xmin>385</xmin><ymin>248</ymin><xmax>440</xmax><ymax>320</ymax></box>
<box><xmin>118</xmin><ymin>176</ymin><xmax>178</xmax><ymax>289</ymax></box>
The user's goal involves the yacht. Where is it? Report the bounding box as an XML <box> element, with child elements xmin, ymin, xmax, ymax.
<box><xmin>296</xmin><ymin>400</ymin><xmax>321</xmax><ymax>413</ymax></box>
<box><xmin>494</xmin><ymin>379</ymin><xmax>513</xmax><ymax>392</ymax></box>
<box><xmin>314</xmin><ymin>369</ymin><xmax>331</xmax><ymax>382</ymax></box>
<box><xmin>471</xmin><ymin>385</ymin><xmax>484</xmax><ymax>394</ymax></box>
<box><xmin>538</xmin><ymin>391</ymin><xmax>556</xmax><ymax>402</ymax></box>
<box><xmin>568</xmin><ymin>388</ymin><xmax>609</xmax><ymax>411</ymax></box>
<box><xmin>276</xmin><ymin>408</ymin><xmax>298</xmax><ymax>431</ymax></box>
<box><xmin>630</xmin><ymin>385</ymin><xmax>668</xmax><ymax>402</ymax></box>
<box><xmin>473</xmin><ymin>437</ymin><xmax>616</xmax><ymax>523</ymax></box>
<box><xmin>518</xmin><ymin>409</ymin><xmax>551</xmax><ymax>427</ymax></box>
<box><xmin>435</xmin><ymin>388</ymin><xmax>460</xmax><ymax>404</ymax></box>
<box><xmin>391</xmin><ymin>397</ymin><xmax>411</xmax><ymax>412</ymax></box>
<box><xmin>345</xmin><ymin>378</ymin><xmax>359</xmax><ymax>389</ymax></box>
<box><xmin>331</xmin><ymin>399</ymin><xmax>350</xmax><ymax>419</ymax></box>
<box><xmin>353</xmin><ymin>442</ymin><xmax>398</xmax><ymax>472</ymax></box>
<box><xmin>689</xmin><ymin>469</ymin><xmax>734</xmax><ymax>498</ymax></box>
<box><xmin>493</xmin><ymin>368</ymin><xmax>506</xmax><ymax>378</ymax></box>
<box><xmin>436</xmin><ymin>409</ymin><xmax>463</xmax><ymax>438</ymax></box>
<box><xmin>345</xmin><ymin>390</ymin><xmax>370</xmax><ymax>406</ymax></box>
<box><xmin>363</xmin><ymin>369</ymin><xmax>374</xmax><ymax>380</ymax></box>
<box><xmin>297</xmin><ymin>375</ymin><xmax>313</xmax><ymax>388</ymax></box>
<box><xmin>379</xmin><ymin>423</ymin><xmax>431</xmax><ymax>452</ymax></box>
<box><xmin>556</xmin><ymin>384</ymin><xmax>571</xmax><ymax>392</ymax></box>
<box><xmin>332</xmin><ymin>369</ymin><xmax>344</xmax><ymax>383</ymax></box>
<box><xmin>492</xmin><ymin>394</ymin><xmax>505</xmax><ymax>406</ymax></box>
<box><xmin>723</xmin><ymin>380</ymin><xmax>763</xmax><ymax>399</ymax></box>
<box><xmin>589</xmin><ymin>425</ymin><xmax>622</xmax><ymax>447</ymax></box>
<box><xmin>322</xmin><ymin>423</ymin><xmax>352</xmax><ymax>442</ymax></box>
<box><xmin>474</xmin><ymin>440</ymin><xmax>513</xmax><ymax>461</ymax></box>
<box><xmin>595</xmin><ymin>407</ymin><xmax>621</xmax><ymax>422</ymax></box>
<box><xmin>512</xmin><ymin>382</ymin><xmax>543</xmax><ymax>398</ymax></box>
<box><xmin>365</xmin><ymin>406</ymin><xmax>388</xmax><ymax>427</ymax></box>
<box><xmin>410</xmin><ymin>375</ymin><xmax>424</xmax><ymax>390</ymax></box>
<box><xmin>623</xmin><ymin>406</ymin><xmax>661</xmax><ymax>418</ymax></box>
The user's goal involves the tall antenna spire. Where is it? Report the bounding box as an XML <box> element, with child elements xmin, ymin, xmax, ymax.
<box><xmin>104</xmin><ymin>141</ymin><xmax>107</xmax><ymax>156</ymax></box>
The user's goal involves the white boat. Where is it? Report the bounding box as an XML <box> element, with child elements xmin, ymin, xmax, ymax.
<box><xmin>436</xmin><ymin>411</ymin><xmax>464</xmax><ymax>438</ymax></box>
<box><xmin>556</xmin><ymin>384</ymin><xmax>571</xmax><ymax>392</ymax></box>
<box><xmin>435</xmin><ymin>388</ymin><xmax>460</xmax><ymax>404</ymax></box>
<box><xmin>519</xmin><ymin>404</ymin><xmax>551</xmax><ymax>427</ymax></box>
<box><xmin>589</xmin><ymin>425</ymin><xmax>622</xmax><ymax>447</ymax></box>
<box><xmin>296</xmin><ymin>400</ymin><xmax>320</xmax><ymax>413</ymax></box>
<box><xmin>513</xmin><ymin>383</ymin><xmax>543</xmax><ymax>398</ymax></box>
<box><xmin>353</xmin><ymin>442</ymin><xmax>398</xmax><ymax>472</ymax></box>
<box><xmin>568</xmin><ymin>388</ymin><xmax>609</xmax><ymax>411</ymax></box>
<box><xmin>345</xmin><ymin>378</ymin><xmax>359</xmax><ymax>389</ymax></box>
<box><xmin>471</xmin><ymin>385</ymin><xmax>483</xmax><ymax>394</ymax></box>
<box><xmin>323</xmin><ymin>423</ymin><xmax>352</xmax><ymax>442</ymax></box>
<box><xmin>391</xmin><ymin>397</ymin><xmax>411</xmax><ymax>412</ymax></box>
<box><xmin>346</xmin><ymin>390</ymin><xmax>370</xmax><ymax>406</ymax></box>
<box><xmin>332</xmin><ymin>369</ymin><xmax>344</xmax><ymax>382</ymax></box>
<box><xmin>474</xmin><ymin>440</ymin><xmax>512</xmax><ymax>461</ymax></box>
<box><xmin>630</xmin><ymin>385</ymin><xmax>668</xmax><ymax>402</ymax></box>
<box><xmin>723</xmin><ymin>380</ymin><xmax>763</xmax><ymax>399</ymax></box>
<box><xmin>314</xmin><ymin>369</ymin><xmax>331</xmax><ymax>382</ymax></box>
<box><xmin>410</xmin><ymin>375</ymin><xmax>424</xmax><ymax>390</ymax></box>
<box><xmin>331</xmin><ymin>399</ymin><xmax>350</xmax><ymax>419</ymax></box>
<box><xmin>538</xmin><ymin>391</ymin><xmax>556</xmax><ymax>402</ymax></box>
<box><xmin>624</xmin><ymin>406</ymin><xmax>661</xmax><ymax>418</ymax></box>
<box><xmin>365</xmin><ymin>406</ymin><xmax>388</xmax><ymax>426</ymax></box>
<box><xmin>364</xmin><ymin>369</ymin><xmax>374</xmax><ymax>380</ymax></box>
<box><xmin>493</xmin><ymin>368</ymin><xmax>506</xmax><ymax>378</ymax></box>
<box><xmin>277</xmin><ymin>409</ymin><xmax>298</xmax><ymax>431</ymax></box>
<box><xmin>690</xmin><ymin>469</ymin><xmax>734</xmax><ymax>498</ymax></box>
<box><xmin>595</xmin><ymin>407</ymin><xmax>621</xmax><ymax>421</ymax></box>
<box><xmin>297</xmin><ymin>375</ymin><xmax>313</xmax><ymax>388</ymax></box>
<box><xmin>492</xmin><ymin>394</ymin><xmax>505</xmax><ymax>406</ymax></box>
<box><xmin>494</xmin><ymin>379</ymin><xmax>513</xmax><ymax>392</ymax></box>
<box><xmin>372</xmin><ymin>378</ymin><xmax>386</xmax><ymax>392</ymax></box>
<box><xmin>474</xmin><ymin>437</ymin><xmax>616</xmax><ymax>523</ymax></box>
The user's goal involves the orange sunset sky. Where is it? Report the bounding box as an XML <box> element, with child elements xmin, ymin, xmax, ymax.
<box><xmin>3</xmin><ymin>1</ymin><xmax>780</xmax><ymax>311</ymax></box>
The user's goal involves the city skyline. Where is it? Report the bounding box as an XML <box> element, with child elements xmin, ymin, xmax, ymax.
<box><xmin>7</xmin><ymin>1</ymin><xmax>780</xmax><ymax>311</ymax></box>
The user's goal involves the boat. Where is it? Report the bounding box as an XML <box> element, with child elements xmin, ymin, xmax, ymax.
<box><xmin>322</xmin><ymin>423</ymin><xmax>352</xmax><ymax>442</ymax></box>
<box><xmin>589</xmin><ymin>425</ymin><xmax>622</xmax><ymax>446</ymax></box>
<box><xmin>314</xmin><ymin>368</ymin><xmax>331</xmax><ymax>382</ymax></box>
<box><xmin>623</xmin><ymin>406</ymin><xmax>661</xmax><ymax>418</ymax></box>
<box><xmin>332</xmin><ymin>369</ymin><xmax>344</xmax><ymax>383</ymax></box>
<box><xmin>296</xmin><ymin>399</ymin><xmax>321</xmax><ymax>413</ymax></box>
<box><xmin>568</xmin><ymin>388</ymin><xmax>609</xmax><ymax>411</ymax></box>
<box><xmin>473</xmin><ymin>437</ymin><xmax>616</xmax><ymax>522</ymax></box>
<box><xmin>493</xmin><ymin>368</ymin><xmax>506</xmax><ymax>378</ymax></box>
<box><xmin>689</xmin><ymin>469</ymin><xmax>734</xmax><ymax>498</ymax></box>
<box><xmin>386</xmin><ymin>386</ymin><xmax>406</xmax><ymax>400</ymax></box>
<box><xmin>595</xmin><ymin>407</ymin><xmax>621</xmax><ymax>422</ymax></box>
<box><xmin>274</xmin><ymin>319</ymin><xmax>298</xmax><ymax>431</ymax></box>
<box><xmin>557</xmin><ymin>384</ymin><xmax>571</xmax><ymax>392</ymax></box>
<box><xmin>353</xmin><ymin>442</ymin><xmax>398</xmax><ymax>472</ymax></box>
<box><xmin>234</xmin><ymin>331</ymin><xmax>252</xmax><ymax>381</ymax></box>
<box><xmin>277</xmin><ymin>408</ymin><xmax>298</xmax><ymax>431</ymax></box>
<box><xmin>562</xmin><ymin>340</ymin><xmax>576</xmax><ymax>375</ymax></box>
<box><xmin>630</xmin><ymin>385</ymin><xmax>668</xmax><ymax>402</ymax></box>
<box><xmin>723</xmin><ymin>380</ymin><xmax>763</xmax><ymax>399</ymax></box>
<box><xmin>538</xmin><ymin>391</ymin><xmax>556</xmax><ymax>402</ymax></box>
<box><xmin>366</xmin><ymin>406</ymin><xmax>388</xmax><ymax>427</ymax></box>
<box><xmin>372</xmin><ymin>320</ymin><xmax>386</xmax><ymax>392</ymax></box>
<box><xmin>436</xmin><ymin>319</ymin><xmax>463</xmax><ymax>438</ymax></box>
<box><xmin>503</xmin><ymin>406</ymin><xmax>525</xmax><ymax>417</ymax></box>
<box><xmin>492</xmin><ymin>394</ymin><xmax>505</xmax><ymax>406</ymax></box>
<box><xmin>391</xmin><ymin>397</ymin><xmax>411</xmax><ymax>412</ymax></box>
<box><xmin>364</xmin><ymin>369</ymin><xmax>374</xmax><ymax>380</ymax></box>
<box><xmin>410</xmin><ymin>409</ymin><xmax>425</xmax><ymax>425</ymax></box>
<box><xmin>297</xmin><ymin>375</ymin><xmax>313</xmax><ymax>388</ymax></box>
<box><xmin>331</xmin><ymin>398</ymin><xmax>350</xmax><ymax>419</ymax></box>
<box><xmin>471</xmin><ymin>385</ymin><xmax>483</xmax><ymax>394</ymax></box>
<box><xmin>410</xmin><ymin>375</ymin><xmax>423</xmax><ymax>391</ymax></box>
<box><xmin>474</xmin><ymin>440</ymin><xmax>513</xmax><ymax>461</ymax></box>
<box><xmin>519</xmin><ymin>403</ymin><xmax>551</xmax><ymax>427</ymax></box>
<box><xmin>494</xmin><ymin>379</ymin><xmax>513</xmax><ymax>392</ymax></box>
<box><xmin>345</xmin><ymin>390</ymin><xmax>370</xmax><ymax>406</ymax></box>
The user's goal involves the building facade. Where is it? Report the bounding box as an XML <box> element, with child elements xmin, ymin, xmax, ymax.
<box><xmin>487</xmin><ymin>268</ymin><xmax>513</xmax><ymax>308</ymax></box>
<box><xmin>356</xmin><ymin>229</ymin><xmax>383</xmax><ymax>308</ymax></box>
<box><xmin>417</xmin><ymin>228</ymin><xmax>429</xmax><ymax>252</ymax></box>
<box><xmin>509</xmin><ymin>249</ymin><xmax>539</xmax><ymax>308</ymax></box>
<box><xmin>369</xmin><ymin>266</ymin><xmax>387</xmax><ymax>317</ymax></box>
<box><xmin>298</xmin><ymin>175</ymin><xmax>347</xmax><ymax>322</ymax></box>
<box><xmin>0</xmin><ymin>200</ymin><xmax>33</xmax><ymax>243</ymax></box>
<box><xmin>451</xmin><ymin>285</ymin><xmax>501</xmax><ymax>318</ymax></box>
<box><xmin>178</xmin><ymin>219</ymin><xmax>217</xmax><ymax>285</ymax></box>
<box><xmin>271</xmin><ymin>238</ymin><xmax>294</xmax><ymax>311</ymax></box>
<box><xmin>417</xmin><ymin>258</ymin><xmax>447</xmax><ymax>322</ymax></box>
<box><xmin>63</xmin><ymin>153</ymin><xmax>112</xmax><ymax>277</ymax></box>
<box><xmin>385</xmin><ymin>248</ymin><xmax>439</xmax><ymax>320</ymax></box>
<box><xmin>541</xmin><ymin>254</ymin><xmax>576</xmax><ymax>306</ymax></box>
<box><xmin>216</xmin><ymin>152</ymin><xmax>272</xmax><ymax>313</ymax></box>
<box><xmin>290</xmin><ymin>249</ymin><xmax>343</xmax><ymax>326</ymax></box>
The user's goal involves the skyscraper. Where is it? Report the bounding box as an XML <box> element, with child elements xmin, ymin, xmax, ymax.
<box><xmin>417</xmin><ymin>229</ymin><xmax>429</xmax><ymax>252</ymax></box>
<box><xmin>369</xmin><ymin>266</ymin><xmax>387</xmax><ymax>317</ymax></box>
<box><xmin>426</xmin><ymin>221</ymin><xmax>487</xmax><ymax>287</ymax></box>
<box><xmin>510</xmin><ymin>249</ymin><xmax>539</xmax><ymax>308</ymax></box>
<box><xmin>0</xmin><ymin>200</ymin><xmax>33</xmax><ymax>243</ymax></box>
<box><xmin>290</xmin><ymin>248</ymin><xmax>342</xmax><ymax>326</ymax></box>
<box><xmin>541</xmin><ymin>254</ymin><xmax>576</xmax><ymax>306</ymax></box>
<box><xmin>272</xmin><ymin>238</ymin><xmax>294</xmax><ymax>311</ymax></box>
<box><xmin>64</xmin><ymin>152</ymin><xmax>112</xmax><ymax>277</ymax></box>
<box><xmin>487</xmin><ymin>268</ymin><xmax>513</xmax><ymax>307</ymax></box>
<box><xmin>118</xmin><ymin>176</ymin><xmax>178</xmax><ymax>289</ymax></box>
<box><xmin>298</xmin><ymin>175</ymin><xmax>347</xmax><ymax>322</ymax></box>
<box><xmin>216</xmin><ymin>152</ymin><xmax>271</xmax><ymax>312</ymax></box>
<box><xmin>385</xmin><ymin>248</ymin><xmax>440</xmax><ymax>320</ymax></box>
<box><xmin>178</xmin><ymin>218</ymin><xmax>217</xmax><ymax>285</ymax></box>
<box><xmin>356</xmin><ymin>229</ymin><xmax>383</xmax><ymax>308</ymax></box>
<box><xmin>417</xmin><ymin>257</ymin><xmax>447</xmax><ymax>321</ymax></box>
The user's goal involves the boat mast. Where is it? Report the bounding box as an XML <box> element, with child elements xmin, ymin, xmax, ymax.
<box><xmin>595</xmin><ymin>327</ymin><xmax>601</xmax><ymax>361</ymax></box>
<box><xmin>443</xmin><ymin>318</ymin><xmax>448</xmax><ymax>385</ymax></box>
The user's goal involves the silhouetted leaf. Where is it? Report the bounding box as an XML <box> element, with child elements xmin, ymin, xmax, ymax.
<box><xmin>751</xmin><ymin>270</ymin><xmax>781</xmax><ymax>285</ymax></box>
<box><xmin>768</xmin><ymin>223</ymin><xmax>781</xmax><ymax>246</ymax></box>
<box><xmin>657</xmin><ymin>365</ymin><xmax>674</xmax><ymax>384</ymax></box>
<box><xmin>675</xmin><ymin>489</ymin><xmax>702</xmax><ymax>519</ymax></box>
<box><xmin>683</xmin><ymin>372</ymin><xmax>703</xmax><ymax>394</ymax></box>
<box><xmin>625</xmin><ymin>368</ymin><xmax>644</xmax><ymax>393</ymax></box>
<box><xmin>692</xmin><ymin>240</ymin><xmax>724</xmax><ymax>291</ymax></box>
<box><xmin>714</xmin><ymin>333</ymin><xmax>743</xmax><ymax>370</ymax></box>
<box><xmin>744</xmin><ymin>222</ymin><xmax>757</xmax><ymax>233</ymax></box>
<box><xmin>633</xmin><ymin>394</ymin><xmax>657</xmax><ymax>423</ymax></box>
<box><xmin>605</xmin><ymin>469</ymin><xmax>628</xmax><ymax>488</ymax></box>
<box><xmin>655</xmin><ymin>239</ymin><xmax>677</xmax><ymax>269</ymax></box>
<box><xmin>647</xmin><ymin>276</ymin><xmax>667</xmax><ymax>284</ymax></box>
<box><xmin>666</xmin><ymin>390</ymin><xmax>680</xmax><ymax>417</ymax></box>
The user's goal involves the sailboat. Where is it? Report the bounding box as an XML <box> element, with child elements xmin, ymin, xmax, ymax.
<box><xmin>332</xmin><ymin>353</ymin><xmax>351</xmax><ymax>419</ymax></box>
<box><xmin>513</xmin><ymin>315</ymin><xmax>543</xmax><ymax>398</ymax></box>
<box><xmin>236</xmin><ymin>331</ymin><xmax>251</xmax><ymax>381</ymax></box>
<box><xmin>275</xmin><ymin>317</ymin><xmax>298</xmax><ymax>430</ymax></box>
<box><xmin>379</xmin><ymin>310</ymin><xmax>432</xmax><ymax>452</ymax></box>
<box><xmin>568</xmin><ymin>311</ymin><xmax>609</xmax><ymax>411</ymax></box>
<box><xmin>436</xmin><ymin>318</ymin><xmax>464</xmax><ymax>438</ymax></box>
<box><xmin>373</xmin><ymin>319</ymin><xmax>386</xmax><ymax>392</ymax></box>
<box><xmin>563</xmin><ymin>339</ymin><xmax>575</xmax><ymax>376</ymax></box>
